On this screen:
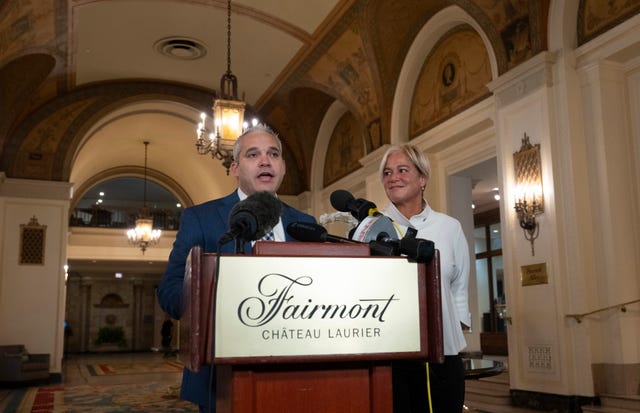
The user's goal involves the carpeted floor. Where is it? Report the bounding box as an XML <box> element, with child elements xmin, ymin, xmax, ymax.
<box><xmin>83</xmin><ymin>360</ymin><xmax>183</xmax><ymax>376</ymax></box>
<box><xmin>3</xmin><ymin>382</ymin><xmax>198</xmax><ymax>413</ymax></box>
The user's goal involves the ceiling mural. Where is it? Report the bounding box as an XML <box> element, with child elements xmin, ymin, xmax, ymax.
<box><xmin>323</xmin><ymin>111</ymin><xmax>365</xmax><ymax>187</ymax></box>
<box><xmin>283</xmin><ymin>87</ymin><xmax>335</xmax><ymax>178</ymax></box>
<box><xmin>578</xmin><ymin>0</ymin><xmax>640</xmax><ymax>44</ymax></box>
<box><xmin>262</xmin><ymin>104</ymin><xmax>305</xmax><ymax>195</ymax></box>
<box><xmin>473</xmin><ymin>0</ymin><xmax>543</xmax><ymax>70</ymax></box>
<box><xmin>0</xmin><ymin>1</ymin><xmax>62</xmax><ymax>105</ymax></box>
<box><xmin>307</xmin><ymin>25</ymin><xmax>378</xmax><ymax>127</ymax></box>
<box><xmin>4</xmin><ymin>81</ymin><xmax>213</xmax><ymax>181</ymax></box>
<box><xmin>369</xmin><ymin>0</ymin><xmax>444</xmax><ymax>95</ymax></box>
<box><xmin>0</xmin><ymin>53</ymin><xmax>55</xmax><ymax>138</ymax></box>
<box><xmin>409</xmin><ymin>26</ymin><xmax>492</xmax><ymax>137</ymax></box>
<box><xmin>0</xmin><ymin>0</ymin><xmax>636</xmax><ymax>196</ymax></box>
<box><xmin>16</xmin><ymin>99</ymin><xmax>94</xmax><ymax>180</ymax></box>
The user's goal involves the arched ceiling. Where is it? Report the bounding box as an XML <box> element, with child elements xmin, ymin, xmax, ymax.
<box><xmin>1</xmin><ymin>0</ymin><xmax>636</xmax><ymax>198</ymax></box>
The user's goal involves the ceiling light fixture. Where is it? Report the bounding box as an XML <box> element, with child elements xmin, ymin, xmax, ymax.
<box><xmin>126</xmin><ymin>141</ymin><xmax>161</xmax><ymax>254</ymax></box>
<box><xmin>195</xmin><ymin>0</ymin><xmax>246</xmax><ymax>174</ymax></box>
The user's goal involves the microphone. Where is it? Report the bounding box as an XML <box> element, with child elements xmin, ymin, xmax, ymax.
<box><xmin>374</xmin><ymin>232</ymin><xmax>435</xmax><ymax>263</ymax></box>
<box><xmin>219</xmin><ymin>191</ymin><xmax>282</xmax><ymax>244</ymax></box>
<box><xmin>286</xmin><ymin>222</ymin><xmax>433</xmax><ymax>262</ymax></box>
<box><xmin>330</xmin><ymin>189</ymin><xmax>379</xmax><ymax>221</ymax></box>
<box><xmin>350</xmin><ymin>214</ymin><xmax>399</xmax><ymax>243</ymax></box>
<box><xmin>330</xmin><ymin>189</ymin><xmax>401</xmax><ymax>243</ymax></box>
<box><xmin>287</xmin><ymin>222</ymin><xmax>397</xmax><ymax>256</ymax></box>
<box><xmin>286</xmin><ymin>222</ymin><xmax>355</xmax><ymax>243</ymax></box>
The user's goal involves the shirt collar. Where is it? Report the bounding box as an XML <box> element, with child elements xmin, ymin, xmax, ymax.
<box><xmin>237</xmin><ymin>188</ymin><xmax>279</xmax><ymax>201</ymax></box>
<box><xmin>384</xmin><ymin>199</ymin><xmax>431</xmax><ymax>226</ymax></box>
<box><xmin>237</xmin><ymin>188</ymin><xmax>283</xmax><ymax>241</ymax></box>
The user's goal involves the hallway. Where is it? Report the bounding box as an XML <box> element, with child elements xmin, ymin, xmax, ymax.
<box><xmin>60</xmin><ymin>351</ymin><xmax>184</xmax><ymax>386</ymax></box>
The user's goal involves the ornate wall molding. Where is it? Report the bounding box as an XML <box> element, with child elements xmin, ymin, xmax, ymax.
<box><xmin>487</xmin><ymin>51</ymin><xmax>557</xmax><ymax>107</ymax></box>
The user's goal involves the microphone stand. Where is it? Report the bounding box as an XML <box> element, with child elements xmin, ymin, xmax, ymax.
<box><xmin>234</xmin><ymin>237</ymin><xmax>246</xmax><ymax>254</ymax></box>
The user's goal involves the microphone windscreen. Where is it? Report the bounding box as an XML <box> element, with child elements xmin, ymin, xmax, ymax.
<box><xmin>286</xmin><ymin>222</ymin><xmax>327</xmax><ymax>242</ymax></box>
<box><xmin>400</xmin><ymin>238</ymin><xmax>435</xmax><ymax>263</ymax></box>
<box><xmin>330</xmin><ymin>189</ymin><xmax>354</xmax><ymax>212</ymax></box>
<box><xmin>351</xmin><ymin>215</ymin><xmax>400</xmax><ymax>243</ymax></box>
<box><xmin>231</xmin><ymin>191</ymin><xmax>282</xmax><ymax>240</ymax></box>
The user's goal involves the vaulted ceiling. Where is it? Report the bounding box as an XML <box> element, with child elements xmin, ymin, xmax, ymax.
<box><xmin>1</xmin><ymin>0</ymin><xmax>636</xmax><ymax>201</ymax></box>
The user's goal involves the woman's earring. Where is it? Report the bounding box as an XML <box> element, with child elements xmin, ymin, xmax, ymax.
<box><xmin>421</xmin><ymin>185</ymin><xmax>425</xmax><ymax>191</ymax></box>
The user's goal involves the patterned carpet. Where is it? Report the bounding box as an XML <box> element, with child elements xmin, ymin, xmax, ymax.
<box><xmin>83</xmin><ymin>360</ymin><xmax>183</xmax><ymax>376</ymax></box>
<box><xmin>3</xmin><ymin>382</ymin><xmax>198</xmax><ymax>413</ymax></box>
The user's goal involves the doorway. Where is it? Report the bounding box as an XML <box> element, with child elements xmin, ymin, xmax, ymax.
<box><xmin>474</xmin><ymin>208</ymin><xmax>507</xmax><ymax>356</ymax></box>
<box><xmin>454</xmin><ymin>157</ymin><xmax>507</xmax><ymax>356</ymax></box>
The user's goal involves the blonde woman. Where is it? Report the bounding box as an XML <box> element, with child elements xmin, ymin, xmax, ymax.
<box><xmin>380</xmin><ymin>144</ymin><xmax>470</xmax><ymax>413</ymax></box>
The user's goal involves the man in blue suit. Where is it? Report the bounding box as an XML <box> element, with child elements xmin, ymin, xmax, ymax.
<box><xmin>157</xmin><ymin>124</ymin><xmax>316</xmax><ymax>412</ymax></box>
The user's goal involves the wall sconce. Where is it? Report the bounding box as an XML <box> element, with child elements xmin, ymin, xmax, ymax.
<box><xmin>513</xmin><ymin>133</ymin><xmax>543</xmax><ymax>256</ymax></box>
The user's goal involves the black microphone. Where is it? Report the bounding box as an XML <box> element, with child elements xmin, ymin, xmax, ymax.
<box><xmin>330</xmin><ymin>189</ymin><xmax>379</xmax><ymax>221</ymax></box>
<box><xmin>375</xmin><ymin>232</ymin><xmax>435</xmax><ymax>263</ymax></box>
<box><xmin>287</xmin><ymin>222</ymin><xmax>395</xmax><ymax>256</ymax></box>
<box><xmin>219</xmin><ymin>191</ymin><xmax>282</xmax><ymax>244</ymax></box>
<box><xmin>286</xmin><ymin>222</ymin><xmax>432</xmax><ymax>261</ymax></box>
<box><xmin>286</xmin><ymin>222</ymin><xmax>356</xmax><ymax>243</ymax></box>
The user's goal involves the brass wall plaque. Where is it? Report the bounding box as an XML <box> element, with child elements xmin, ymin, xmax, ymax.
<box><xmin>521</xmin><ymin>263</ymin><xmax>548</xmax><ymax>286</ymax></box>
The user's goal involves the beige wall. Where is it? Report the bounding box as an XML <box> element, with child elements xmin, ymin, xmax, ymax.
<box><xmin>0</xmin><ymin>176</ymin><xmax>72</xmax><ymax>375</ymax></box>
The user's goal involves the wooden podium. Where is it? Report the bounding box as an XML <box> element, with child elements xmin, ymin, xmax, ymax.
<box><xmin>180</xmin><ymin>242</ymin><xmax>443</xmax><ymax>413</ymax></box>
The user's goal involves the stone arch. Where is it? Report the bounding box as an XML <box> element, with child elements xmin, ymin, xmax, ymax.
<box><xmin>66</xmin><ymin>96</ymin><xmax>237</xmax><ymax>207</ymax></box>
<box><xmin>96</xmin><ymin>293</ymin><xmax>128</xmax><ymax>308</ymax></box>
<box><xmin>390</xmin><ymin>6</ymin><xmax>499</xmax><ymax>144</ymax></box>
<box><xmin>548</xmin><ymin>0</ymin><xmax>579</xmax><ymax>51</ymax></box>
<box><xmin>3</xmin><ymin>81</ymin><xmax>213</xmax><ymax>181</ymax></box>
<box><xmin>70</xmin><ymin>166</ymin><xmax>193</xmax><ymax>210</ymax></box>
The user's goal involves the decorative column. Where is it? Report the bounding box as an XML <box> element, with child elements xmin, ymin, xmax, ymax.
<box><xmin>132</xmin><ymin>279</ymin><xmax>144</xmax><ymax>350</ymax></box>
<box><xmin>79</xmin><ymin>277</ymin><xmax>92</xmax><ymax>352</ymax></box>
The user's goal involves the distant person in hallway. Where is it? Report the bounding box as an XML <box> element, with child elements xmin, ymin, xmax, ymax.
<box><xmin>160</xmin><ymin>316</ymin><xmax>174</xmax><ymax>358</ymax></box>
<box><xmin>379</xmin><ymin>144</ymin><xmax>470</xmax><ymax>413</ymax></box>
<box><xmin>157</xmin><ymin>124</ymin><xmax>316</xmax><ymax>413</ymax></box>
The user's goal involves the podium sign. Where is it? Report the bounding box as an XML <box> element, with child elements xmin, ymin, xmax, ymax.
<box><xmin>181</xmin><ymin>244</ymin><xmax>441</xmax><ymax>413</ymax></box>
<box><xmin>214</xmin><ymin>255</ymin><xmax>427</xmax><ymax>363</ymax></box>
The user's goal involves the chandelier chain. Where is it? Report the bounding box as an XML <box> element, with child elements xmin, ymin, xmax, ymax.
<box><xmin>143</xmin><ymin>141</ymin><xmax>149</xmax><ymax>207</ymax></box>
<box><xmin>126</xmin><ymin>140</ymin><xmax>161</xmax><ymax>253</ymax></box>
<box><xmin>226</xmin><ymin>0</ymin><xmax>232</xmax><ymax>75</ymax></box>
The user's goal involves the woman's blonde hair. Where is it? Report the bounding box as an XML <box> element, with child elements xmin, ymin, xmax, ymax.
<box><xmin>379</xmin><ymin>144</ymin><xmax>431</xmax><ymax>180</ymax></box>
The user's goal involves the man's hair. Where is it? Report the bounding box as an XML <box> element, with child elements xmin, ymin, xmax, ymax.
<box><xmin>379</xmin><ymin>144</ymin><xmax>431</xmax><ymax>179</ymax></box>
<box><xmin>233</xmin><ymin>123</ymin><xmax>282</xmax><ymax>161</ymax></box>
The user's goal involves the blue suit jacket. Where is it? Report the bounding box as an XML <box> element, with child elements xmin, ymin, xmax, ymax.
<box><xmin>157</xmin><ymin>191</ymin><xmax>316</xmax><ymax>408</ymax></box>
